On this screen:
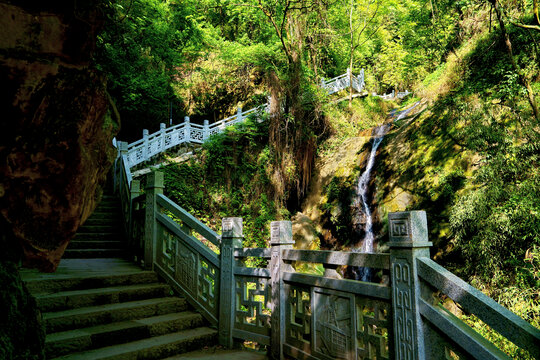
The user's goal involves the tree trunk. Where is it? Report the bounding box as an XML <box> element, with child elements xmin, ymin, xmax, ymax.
<box><xmin>491</xmin><ymin>0</ymin><xmax>540</xmax><ymax>121</ymax></box>
<box><xmin>349</xmin><ymin>0</ymin><xmax>354</xmax><ymax>108</ymax></box>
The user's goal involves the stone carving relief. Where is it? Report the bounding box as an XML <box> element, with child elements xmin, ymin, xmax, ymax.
<box><xmin>392</xmin><ymin>259</ymin><xmax>416</xmax><ymax>359</ymax></box>
<box><xmin>314</xmin><ymin>291</ymin><xmax>353</xmax><ymax>359</ymax></box>
<box><xmin>176</xmin><ymin>243</ymin><xmax>196</xmax><ymax>294</ymax></box>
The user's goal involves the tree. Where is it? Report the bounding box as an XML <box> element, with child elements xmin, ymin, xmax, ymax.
<box><xmin>347</xmin><ymin>0</ymin><xmax>381</xmax><ymax>106</ymax></box>
<box><xmin>96</xmin><ymin>0</ymin><xmax>201</xmax><ymax>141</ymax></box>
<box><xmin>489</xmin><ymin>0</ymin><xmax>539</xmax><ymax>121</ymax></box>
<box><xmin>233</xmin><ymin>0</ymin><xmax>330</xmax><ymax>205</ymax></box>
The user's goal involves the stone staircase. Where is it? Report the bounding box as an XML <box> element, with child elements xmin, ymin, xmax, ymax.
<box><xmin>23</xmin><ymin>258</ymin><xmax>217</xmax><ymax>360</ymax></box>
<box><xmin>65</xmin><ymin>193</ymin><xmax>126</xmax><ymax>259</ymax></box>
<box><xmin>21</xmin><ymin>190</ymin><xmax>218</xmax><ymax>359</ymax></box>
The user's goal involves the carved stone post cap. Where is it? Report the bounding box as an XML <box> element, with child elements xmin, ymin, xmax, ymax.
<box><xmin>203</xmin><ymin>119</ymin><xmax>209</xmax><ymax>126</ymax></box>
<box><xmin>388</xmin><ymin>211</ymin><xmax>432</xmax><ymax>248</ymax></box>
<box><xmin>146</xmin><ymin>171</ymin><xmax>164</xmax><ymax>190</ymax></box>
<box><xmin>222</xmin><ymin>217</ymin><xmax>243</xmax><ymax>238</ymax></box>
<box><xmin>184</xmin><ymin>116</ymin><xmax>190</xmax><ymax>123</ymax></box>
<box><xmin>143</xmin><ymin>129</ymin><xmax>149</xmax><ymax>136</ymax></box>
<box><xmin>160</xmin><ymin>123</ymin><xmax>166</xmax><ymax>129</ymax></box>
<box><xmin>270</xmin><ymin>221</ymin><xmax>294</xmax><ymax>246</ymax></box>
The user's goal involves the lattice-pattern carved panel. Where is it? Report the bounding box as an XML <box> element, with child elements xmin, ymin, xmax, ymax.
<box><xmin>285</xmin><ymin>284</ymin><xmax>312</xmax><ymax>351</ymax></box>
<box><xmin>156</xmin><ymin>222</ymin><xmax>220</xmax><ymax>319</ymax></box>
<box><xmin>134</xmin><ymin>147</ymin><xmax>144</xmax><ymax>163</ymax></box>
<box><xmin>234</xmin><ymin>276</ymin><xmax>271</xmax><ymax>336</ymax></box>
<box><xmin>176</xmin><ymin>130</ymin><xmax>185</xmax><ymax>143</ymax></box>
<box><xmin>158</xmin><ymin>223</ymin><xmax>175</xmax><ymax>273</ymax></box>
<box><xmin>191</xmin><ymin>129</ymin><xmax>204</xmax><ymax>142</ymax></box>
<box><xmin>198</xmin><ymin>258</ymin><xmax>219</xmax><ymax>315</ymax></box>
<box><xmin>148</xmin><ymin>138</ymin><xmax>161</xmax><ymax>157</ymax></box>
<box><xmin>313</xmin><ymin>289</ymin><xmax>354</xmax><ymax>360</ymax></box>
<box><xmin>164</xmin><ymin>134</ymin><xmax>172</xmax><ymax>148</ymax></box>
<box><xmin>356</xmin><ymin>297</ymin><xmax>392</xmax><ymax>360</ymax></box>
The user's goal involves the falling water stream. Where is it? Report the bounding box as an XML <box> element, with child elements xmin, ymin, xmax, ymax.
<box><xmin>353</xmin><ymin>102</ymin><xmax>420</xmax><ymax>281</ymax></box>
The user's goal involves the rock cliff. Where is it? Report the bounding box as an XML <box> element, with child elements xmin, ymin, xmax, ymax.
<box><xmin>0</xmin><ymin>0</ymin><xmax>118</xmax><ymax>271</ymax></box>
<box><xmin>0</xmin><ymin>2</ymin><xmax>117</xmax><ymax>358</ymax></box>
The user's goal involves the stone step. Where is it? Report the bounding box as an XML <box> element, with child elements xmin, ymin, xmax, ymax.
<box><xmin>25</xmin><ymin>271</ymin><xmax>159</xmax><ymax>294</ymax></box>
<box><xmin>46</xmin><ymin>311</ymin><xmax>204</xmax><ymax>358</ymax></box>
<box><xmin>63</xmin><ymin>249</ymin><xmax>126</xmax><ymax>259</ymax></box>
<box><xmin>36</xmin><ymin>283</ymin><xmax>171</xmax><ymax>312</ymax></box>
<box><xmin>94</xmin><ymin>204</ymin><xmax>121</xmax><ymax>210</ymax></box>
<box><xmin>89</xmin><ymin>211</ymin><xmax>121</xmax><ymax>220</ymax></box>
<box><xmin>84</xmin><ymin>217</ymin><xmax>122</xmax><ymax>226</ymax></box>
<box><xmin>78</xmin><ymin>225</ymin><xmax>121</xmax><ymax>233</ymax></box>
<box><xmin>68</xmin><ymin>241</ymin><xmax>125</xmax><ymax>250</ymax></box>
<box><xmin>73</xmin><ymin>232</ymin><xmax>120</xmax><ymax>241</ymax></box>
<box><xmin>44</xmin><ymin>297</ymin><xmax>187</xmax><ymax>333</ymax></box>
<box><xmin>50</xmin><ymin>327</ymin><xmax>217</xmax><ymax>360</ymax></box>
<box><xmin>97</xmin><ymin>196</ymin><xmax>119</xmax><ymax>202</ymax></box>
<box><xmin>162</xmin><ymin>348</ymin><xmax>269</xmax><ymax>360</ymax></box>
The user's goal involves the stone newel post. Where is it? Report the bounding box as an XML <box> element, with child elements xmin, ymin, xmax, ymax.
<box><xmin>160</xmin><ymin>123</ymin><xmax>166</xmax><ymax>150</ymax></box>
<box><xmin>203</xmin><ymin>119</ymin><xmax>209</xmax><ymax>140</ymax></box>
<box><xmin>218</xmin><ymin>217</ymin><xmax>243</xmax><ymax>348</ymax></box>
<box><xmin>184</xmin><ymin>116</ymin><xmax>190</xmax><ymax>141</ymax></box>
<box><xmin>142</xmin><ymin>129</ymin><xmax>149</xmax><ymax>161</ymax></box>
<box><xmin>128</xmin><ymin>179</ymin><xmax>141</xmax><ymax>253</ymax></box>
<box><xmin>115</xmin><ymin>141</ymin><xmax>129</xmax><ymax>191</ymax></box>
<box><xmin>389</xmin><ymin>211</ymin><xmax>432</xmax><ymax>360</ymax></box>
<box><xmin>270</xmin><ymin>221</ymin><xmax>294</xmax><ymax>360</ymax></box>
<box><xmin>143</xmin><ymin>171</ymin><xmax>164</xmax><ymax>270</ymax></box>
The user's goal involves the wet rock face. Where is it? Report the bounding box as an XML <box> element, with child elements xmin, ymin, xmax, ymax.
<box><xmin>0</xmin><ymin>259</ymin><xmax>45</xmax><ymax>360</ymax></box>
<box><xmin>0</xmin><ymin>1</ymin><xmax>118</xmax><ymax>271</ymax></box>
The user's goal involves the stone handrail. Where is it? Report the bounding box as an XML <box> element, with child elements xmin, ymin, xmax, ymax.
<box><xmin>417</xmin><ymin>257</ymin><xmax>539</xmax><ymax>358</ymax></box>
<box><xmin>321</xmin><ymin>68</ymin><xmax>365</xmax><ymax>95</ymax></box>
<box><xmin>119</xmin><ymin>69</ymin><xmax>365</xmax><ymax>170</ymax></box>
<box><xmin>373</xmin><ymin>89</ymin><xmax>411</xmax><ymax>100</ymax></box>
<box><xmin>117</xmin><ymin>168</ymin><xmax>540</xmax><ymax>359</ymax></box>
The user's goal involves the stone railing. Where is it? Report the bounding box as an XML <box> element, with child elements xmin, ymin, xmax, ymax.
<box><xmin>321</xmin><ymin>68</ymin><xmax>365</xmax><ymax>95</ymax></box>
<box><xmin>123</xmin><ymin>105</ymin><xmax>268</xmax><ymax>169</ymax></box>
<box><xmin>116</xmin><ymin>165</ymin><xmax>540</xmax><ymax>360</ymax></box>
<box><xmin>373</xmin><ymin>89</ymin><xmax>411</xmax><ymax>100</ymax></box>
<box><xmin>119</xmin><ymin>69</ymin><xmax>365</xmax><ymax>170</ymax></box>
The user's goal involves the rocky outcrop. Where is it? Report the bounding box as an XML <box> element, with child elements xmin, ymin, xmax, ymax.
<box><xmin>0</xmin><ymin>2</ymin><xmax>117</xmax><ymax>358</ymax></box>
<box><xmin>0</xmin><ymin>259</ymin><xmax>45</xmax><ymax>360</ymax></box>
<box><xmin>0</xmin><ymin>1</ymin><xmax>118</xmax><ymax>271</ymax></box>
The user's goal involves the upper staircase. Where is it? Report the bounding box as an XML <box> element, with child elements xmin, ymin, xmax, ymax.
<box><xmin>65</xmin><ymin>191</ymin><xmax>126</xmax><ymax>259</ymax></box>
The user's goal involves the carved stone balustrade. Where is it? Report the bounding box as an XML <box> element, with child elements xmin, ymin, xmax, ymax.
<box><xmin>112</xmin><ymin>168</ymin><xmax>540</xmax><ymax>360</ymax></box>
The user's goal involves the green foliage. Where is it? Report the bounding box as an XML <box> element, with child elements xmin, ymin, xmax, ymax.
<box><xmin>320</xmin><ymin>172</ymin><xmax>359</xmax><ymax>245</ymax></box>
<box><xmin>461</xmin><ymin>245</ymin><xmax>540</xmax><ymax>359</ymax></box>
<box><xmin>0</xmin><ymin>262</ymin><xmax>45</xmax><ymax>360</ymax></box>
<box><xmin>320</xmin><ymin>96</ymin><xmax>393</xmax><ymax>156</ymax></box>
<box><xmin>162</xmin><ymin>118</ymin><xmax>287</xmax><ymax>248</ymax></box>
<box><xmin>96</xmin><ymin>0</ymin><xmax>202</xmax><ymax>141</ymax></box>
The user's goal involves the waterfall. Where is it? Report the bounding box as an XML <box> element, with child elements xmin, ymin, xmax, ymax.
<box><xmin>352</xmin><ymin>102</ymin><xmax>420</xmax><ymax>282</ymax></box>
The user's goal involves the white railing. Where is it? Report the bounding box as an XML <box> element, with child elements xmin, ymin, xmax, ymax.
<box><xmin>372</xmin><ymin>89</ymin><xmax>411</xmax><ymax>100</ymax></box>
<box><xmin>120</xmin><ymin>69</ymin><xmax>364</xmax><ymax>170</ymax></box>
<box><xmin>321</xmin><ymin>68</ymin><xmax>365</xmax><ymax>95</ymax></box>
<box><xmin>123</xmin><ymin>105</ymin><xmax>269</xmax><ymax>169</ymax></box>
